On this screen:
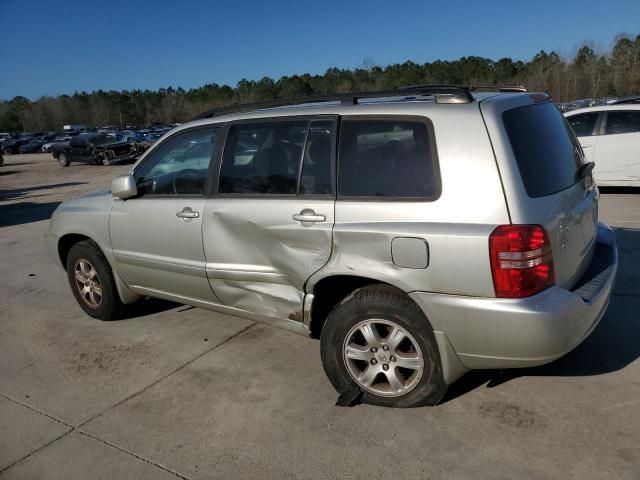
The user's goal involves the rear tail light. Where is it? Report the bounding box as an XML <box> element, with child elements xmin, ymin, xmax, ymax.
<box><xmin>489</xmin><ymin>225</ymin><xmax>555</xmax><ymax>298</ymax></box>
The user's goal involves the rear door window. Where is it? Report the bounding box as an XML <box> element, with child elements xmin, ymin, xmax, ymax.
<box><xmin>220</xmin><ymin>121</ymin><xmax>308</xmax><ymax>194</ymax></box>
<box><xmin>338</xmin><ymin>118</ymin><xmax>439</xmax><ymax>198</ymax></box>
<box><xmin>503</xmin><ymin>103</ymin><xmax>584</xmax><ymax>198</ymax></box>
<box><xmin>604</xmin><ymin>111</ymin><xmax>640</xmax><ymax>135</ymax></box>
<box><xmin>567</xmin><ymin>112</ymin><xmax>599</xmax><ymax>137</ymax></box>
<box><xmin>300</xmin><ymin>120</ymin><xmax>334</xmax><ymax>195</ymax></box>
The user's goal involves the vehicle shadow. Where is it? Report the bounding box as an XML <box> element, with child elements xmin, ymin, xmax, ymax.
<box><xmin>0</xmin><ymin>162</ymin><xmax>37</xmax><ymax>167</ymax></box>
<box><xmin>442</xmin><ymin>226</ymin><xmax>640</xmax><ymax>403</ymax></box>
<box><xmin>0</xmin><ymin>182</ymin><xmax>87</xmax><ymax>201</ymax></box>
<box><xmin>120</xmin><ymin>298</ymin><xmax>182</xmax><ymax>319</ymax></box>
<box><xmin>598</xmin><ymin>186</ymin><xmax>639</xmax><ymax>195</ymax></box>
<box><xmin>0</xmin><ymin>201</ymin><xmax>62</xmax><ymax>227</ymax></box>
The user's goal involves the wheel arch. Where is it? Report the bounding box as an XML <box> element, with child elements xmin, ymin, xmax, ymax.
<box><xmin>308</xmin><ymin>274</ymin><xmax>468</xmax><ymax>385</ymax></box>
<box><xmin>308</xmin><ymin>274</ymin><xmax>411</xmax><ymax>339</ymax></box>
<box><xmin>57</xmin><ymin>233</ymin><xmax>140</xmax><ymax>304</ymax></box>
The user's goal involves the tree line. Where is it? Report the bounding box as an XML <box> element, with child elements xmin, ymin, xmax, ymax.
<box><xmin>1</xmin><ymin>33</ymin><xmax>638</xmax><ymax>132</ymax></box>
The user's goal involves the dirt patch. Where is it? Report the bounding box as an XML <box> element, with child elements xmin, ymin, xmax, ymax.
<box><xmin>478</xmin><ymin>400</ymin><xmax>542</xmax><ymax>429</ymax></box>
<box><xmin>70</xmin><ymin>342</ymin><xmax>151</xmax><ymax>375</ymax></box>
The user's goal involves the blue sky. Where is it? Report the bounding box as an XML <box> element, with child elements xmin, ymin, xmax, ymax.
<box><xmin>0</xmin><ymin>0</ymin><xmax>639</xmax><ymax>100</ymax></box>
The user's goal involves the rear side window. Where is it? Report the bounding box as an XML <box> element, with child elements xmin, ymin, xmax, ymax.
<box><xmin>300</xmin><ymin>120</ymin><xmax>334</xmax><ymax>195</ymax></box>
<box><xmin>567</xmin><ymin>112</ymin><xmax>599</xmax><ymax>137</ymax></box>
<box><xmin>503</xmin><ymin>103</ymin><xmax>583</xmax><ymax>198</ymax></box>
<box><xmin>604</xmin><ymin>111</ymin><xmax>640</xmax><ymax>135</ymax></box>
<box><xmin>338</xmin><ymin>118</ymin><xmax>438</xmax><ymax>198</ymax></box>
<box><xmin>220</xmin><ymin>121</ymin><xmax>308</xmax><ymax>194</ymax></box>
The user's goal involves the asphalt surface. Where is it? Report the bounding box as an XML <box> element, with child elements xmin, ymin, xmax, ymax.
<box><xmin>1</xmin><ymin>153</ymin><xmax>639</xmax><ymax>479</ymax></box>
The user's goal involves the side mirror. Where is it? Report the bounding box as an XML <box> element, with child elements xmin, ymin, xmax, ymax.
<box><xmin>111</xmin><ymin>173</ymin><xmax>137</xmax><ymax>200</ymax></box>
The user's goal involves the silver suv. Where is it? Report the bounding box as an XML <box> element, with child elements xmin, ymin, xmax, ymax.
<box><xmin>46</xmin><ymin>86</ymin><xmax>618</xmax><ymax>407</ymax></box>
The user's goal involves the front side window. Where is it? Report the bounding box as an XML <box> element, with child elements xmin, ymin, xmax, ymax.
<box><xmin>604</xmin><ymin>111</ymin><xmax>640</xmax><ymax>135</ymax></box>
<box><xmin>220</xmin><ymin>121</ymin><xmax>308</xmax><ymax>194</ymax></box>
<box><xmin>338</xmin><ymin>119</ymin><xmax>438</xmax><ymax>198</ymax></box>
<box><xmin>135</xmin><ymin>128</ymin><xmax>217</xmax><ymax>195</ymax></box>
<box><xmin>567</xmin><ymin>112</ymin><xmax>599</xmax><ymax>137</ymax></box>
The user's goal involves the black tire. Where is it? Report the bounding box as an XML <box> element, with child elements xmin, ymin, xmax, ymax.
<box><xmin>58</xmin><ymin>152</ymin><xmax>70</xmax><ymax>167</ymax></box>
<box><xmin>66</xmin><ymin>240</ymin><xmax>125</xmax><ymax>321</ymax></box>
<box><xmin>320</xmin><ymin>285</ymin><xmax>447</xmax><ymax>407</ymax></box>
<box><xmin>101</xmin><ymin>156</ymin><xmax>112</xmax><ymax>166</ymax></box>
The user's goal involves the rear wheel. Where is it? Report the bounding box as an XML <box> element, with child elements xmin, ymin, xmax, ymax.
<box><xmin>66</xmin><ymin>240</ymin><xmax>124</xmax><ymax>321</ymax></box>
<box><xmin>320</xmin><ymin>285</ymin><xmax>447</xmax><ymax>407</ymax></box>
<box><xmin>58</xmin><ymin>152</ymin><xmax>70</xmax><ymax>167</ymax></box>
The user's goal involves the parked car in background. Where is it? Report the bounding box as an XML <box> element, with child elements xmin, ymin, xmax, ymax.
<box><xmin>19</xmin><ymin>138</ymin><xmax>48</xmax><ymax>153</ymax></box>
<box><xmin>144</xmin><ymin>132</ymin><xmax>163</xmax><ymax>142</ymax></box>
<box><xmin>42</xmin><ymin>136</ymin><xmax>71</xmax><ymax>152</ymax></box>
<box><xmin>565</xmin><ymin>104</ymin><xmax>640</xmax><ymax>187</ymax></box>
<box><xmin>2</xmin><ymin>137</ymin><xmax>31</xmax><ymax>154</ymax></box>
<box><xmin>46</xmin><ymin>86</ymin><xmax>617</xmax><ymax>407</ymax></box>
<box><xmin>606</xmin><ymin>96</ymin><xmax>640</xmax><ymax>105</ymax></box>
<box><xmin>51</xmin><ymin>133</ymin><xmax>139</xmax><ymax>166</ymax></box>
<box><xmin>63</xmin><ymin>124</ymin><xmax>87</xmax><ymax>133</ymax></box>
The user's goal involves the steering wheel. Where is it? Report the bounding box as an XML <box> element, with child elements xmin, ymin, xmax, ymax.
<box><xmin>172</xmin><ymin>169</ymin><xmax>205</xmax><ymax>195</ymax></box>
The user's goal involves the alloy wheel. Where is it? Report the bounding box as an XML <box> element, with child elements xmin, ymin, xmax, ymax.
<box><xmin>73</xmin><ymin>258</ymin><xmax>102</xmax><ymax>309</ymax></box>
<box><xmin>342</xmin><ymin>319</ymin><xmax>425</xmax><ymax>397</ymax></box>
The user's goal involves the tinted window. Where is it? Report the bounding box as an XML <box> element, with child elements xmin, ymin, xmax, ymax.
<box><xmin>135</xmin><ymin>128</ymin><xmax>217</xmax><ymax>195</ymax></box>
<box><xmin>338</xmin><ymin>119</ymin><xmax>437</xmax><ymax>198</ymax></box>
<box><xmin>567</xmin><ymin>112</ymin><xmax>599</xmax><ymax>137</ymax></box>
<box><xmin>503</xmin><ymin>103</ymin><xmax>583</xmax><ymax>198</ymax></box>
<box><xmin>300</xmin><ymin>120</ymin><xmax>334</xmax><ymax>195</ymax></box>
<box><xmin>70</xmin><ymin>136</ymin><xmax>89</xmax><ymax>147</ymax></box>
<box><xmin>220</xmin><ymin>121</ymin><xmax>308</xmax><ymax>194</ymax></box>
<box><xmin>605</xmin><ymin>111</ymin><xmax>640</xmax><ymax>135</ymax></box>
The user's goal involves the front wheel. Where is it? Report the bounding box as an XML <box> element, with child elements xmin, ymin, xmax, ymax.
<box><xmin>320</xmin><ymin>285</ymin><xmax>447</xmax><ymax>407</ymax></box>
<box><xmin>58</xmin><ymin>152</ymin><xmax>70</xmax><ymax>167</ymax></box>
<box><xmin>66</xmin><ymin>240</ymin><xmax>124</xmax><ymax>321</ymax></box>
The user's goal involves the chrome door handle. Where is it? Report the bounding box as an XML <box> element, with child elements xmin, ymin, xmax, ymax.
<box><xmin>292</xmin><ymin>209</ymin><xmax>326</xmax><ymax>223</ymax></box>
<box><xmin>176</xmin><ymin>207</ymin><xmax>199</xmax><ymax>221</ymax></box>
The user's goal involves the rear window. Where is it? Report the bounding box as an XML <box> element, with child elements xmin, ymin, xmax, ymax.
<box><xmin>503</xmin><ymin>103</ymin><xmax>583</xmax><ymax>198</ymax></box>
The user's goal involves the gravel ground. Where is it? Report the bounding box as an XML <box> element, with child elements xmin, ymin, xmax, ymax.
<box><xmin>1</xmin><ymin>154</ymin><xmax>639</xmax><ymax>479</ymax></box>
<box><xmin>0</xmin><ymin>153</ymin><xmax>130</xmax><ymax>227</ymax></box>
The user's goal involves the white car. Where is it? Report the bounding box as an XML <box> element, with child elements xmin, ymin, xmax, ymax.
<box><xmin>565</xmin><ymin>105</ymin><xmax>640</xmax><ymax>187</ymax></box>
<box><xmin>41</xmin><ymin>137</ymin><xmax>71</xmax><ymax>153</ymax></box>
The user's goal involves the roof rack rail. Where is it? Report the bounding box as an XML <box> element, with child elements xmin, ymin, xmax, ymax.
<box><xmin>470</xmin><ymin>85</ymin><xmax>528</xmax><ymax>92</ymax></box>
<box><xmin>192</xmin><ymin>85</ymin><xmax>474</xmax><ymax>120</ymax></box>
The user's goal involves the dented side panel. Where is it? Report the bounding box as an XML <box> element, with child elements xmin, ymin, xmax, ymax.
<box><xmin>202</xmin><ymin>197</ymin><xmax>334</xmax><ymax>321</ymax></box>
<box><xmin>308</xmin><ymin>107</ymin><xmax>510</xmax><ymax>297</ymax></box>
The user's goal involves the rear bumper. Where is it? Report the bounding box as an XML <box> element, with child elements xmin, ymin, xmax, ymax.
<box><xmin>411</xmin><ymin>223</ymin><xmax>617</xmax><ymax>372</ymax></box>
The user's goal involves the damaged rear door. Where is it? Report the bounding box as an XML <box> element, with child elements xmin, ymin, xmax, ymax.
<box><xmin>202</xmin><ymin>117</ymin><xmax>336</xmax><ymax>324</ymax></box>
